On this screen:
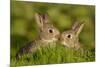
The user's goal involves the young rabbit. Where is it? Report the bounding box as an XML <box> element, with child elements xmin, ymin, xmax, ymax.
<box><xmin>16</xmin><ymin>13</ymin><xmax>60</xmax><ymax>59</ymax></box>
<box><xmin>60</xmin><ymin>22</ymin><xmax>84</xmax><ymax>50</ymax></box>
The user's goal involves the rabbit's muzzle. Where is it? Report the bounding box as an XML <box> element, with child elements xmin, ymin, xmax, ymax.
<box><xmin>55</xmin><ymin>34</ymin><xmax>60</xmax><ymax>40</ymax></box>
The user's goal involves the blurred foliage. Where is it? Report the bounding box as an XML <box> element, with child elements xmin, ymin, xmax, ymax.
<box><xmin>10</xmin><ymin>0</ymin><xmax>95</xmax><ymax>66</ymax></box>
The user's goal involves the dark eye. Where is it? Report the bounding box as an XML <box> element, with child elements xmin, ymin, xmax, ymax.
<box><xmin>67</xmin><ymin>34</ymin><xmax>71</xmax><ymax>38</ymax></box>
<box><xmin>49</xmin><ymin>29</ymin><xmax>53</xmax><ymax>33</ymax></box>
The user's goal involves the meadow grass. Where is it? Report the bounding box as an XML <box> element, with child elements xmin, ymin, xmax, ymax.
<box><xmin>10</xmin><ymin>43</ymin><xmax>95</xmax><ymax>67</ymax></box>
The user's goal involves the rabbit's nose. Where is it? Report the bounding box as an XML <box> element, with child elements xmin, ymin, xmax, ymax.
<box><xmin>58</xmin><ymin>35</ymin><xmax>62</xmax><ymax>41</ymax></box>
<box><xmin>58</xmin><ymin>36</ymin><xmax>61</xmax><ymax>41</ymax></box>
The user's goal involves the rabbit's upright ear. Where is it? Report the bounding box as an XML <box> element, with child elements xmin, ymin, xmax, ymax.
<box><xmin>35</xmin><ymin>13</ymin><xmax>49</xmax><ymax>28</ymax></box>
<box><xmin>72</xmin><ymin>21</ymin><xmax>85</xmax><ymax>37</ymax></box>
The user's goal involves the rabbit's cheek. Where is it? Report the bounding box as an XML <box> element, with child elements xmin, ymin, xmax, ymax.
<box><xmin>52</xmin><ymin>38</ymin><xmax>58</xmax><ymax>42</ymax></box>
<box><xmin>55</xmin><ymin>34</ymin><xmax>60</xmax><ymax>40</ymax></box>
<box><xmin>74</xmin><ymin>44</ymin><xmax>80</xmax><ymax>49</ymax></box>
<box><xmin>61</xmin><ymin>41</ymin><xmax>70</xmax><ymax>48</ymax></box>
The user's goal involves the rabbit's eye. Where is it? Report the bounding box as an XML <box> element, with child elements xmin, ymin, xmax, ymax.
<box><xmin>48</xmin><ymin>29</ymin><xmax>53</xmax><ymax>33</ymax></box>
<box><xmin>67</xmin><ymin>34</ymin><xmax>71</xmax><ymax>38</ymax></box>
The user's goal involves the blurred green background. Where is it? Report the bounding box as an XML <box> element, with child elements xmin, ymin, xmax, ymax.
<box><xmin>11</xmin><ymin>1</ymin><xmax>95</xmax><ymax>48</ymax></box>
<box><xmin>10</xmin><ymin>1</ymin><xmax>95</xmax><ymax>66</ymax></box>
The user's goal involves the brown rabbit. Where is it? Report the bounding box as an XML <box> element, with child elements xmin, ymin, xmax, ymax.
<box><xmin>60</xmin><ymin>22</ymin><xmax>84</xmax><ymax>50</ymax></box>
<box><xmin>16</xmin><ymin>13</ymin><xmax>60</xmax><ymax>59</ymax></box>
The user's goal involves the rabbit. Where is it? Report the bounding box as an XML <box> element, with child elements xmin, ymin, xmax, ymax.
<box><xmin>59</xmin><ymin>22</ymin><xmax>85</xmax><ymax>50</ymax></box>
<box><xmin>16</xmin><ymin>13</ymin><xmax>60</xmax><ymax>60</ymax></box>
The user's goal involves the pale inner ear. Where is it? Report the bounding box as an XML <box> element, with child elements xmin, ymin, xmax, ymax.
<box><xmin>42</xmin><ymin>14</ymin><xmax>49</xmax><ymax>24</ymax></box>
<box><xmin>35</xmin><ymin>13</ymin><xmax>43</xmax><ymax>28</ymax></box>
<box><xmin>35</xmin><ymin>13</ymin><xmax>49</xmax><ymax>28</ymax></box>
<box><xmin>72</xmin><ymin>22</ymin><xmax>84</xmax><ymax>37</ymax></box>
<box><xmin>72</xmin><ymin>22</ymin><xmax>79</xmax><ymax>30</ymax></box>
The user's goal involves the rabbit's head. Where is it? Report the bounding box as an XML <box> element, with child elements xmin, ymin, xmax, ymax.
<box><xmin>60</xmin><ymin>22</ymin><xmax>84</xmax><ymax>49</ymax></box>
<box><xmin>35</xmin><ymin>13</ymin><xmax>60</xmax><ymax>43</ymax></box>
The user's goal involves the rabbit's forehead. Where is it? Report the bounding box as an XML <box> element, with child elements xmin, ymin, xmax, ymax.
<box><xmin>63</xmin><ymin>31</ymin><xmax>74</xmax><ymax>35</ymax></box>
<box><xmin>43</xmin><ymin>24</ymin><xmax>57</xmax><ymax>30</ymax></box>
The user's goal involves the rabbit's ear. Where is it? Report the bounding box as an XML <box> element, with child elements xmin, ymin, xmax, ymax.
<box><xmin>72</xmin><ymin>22</ymin><xmax>84</xmax><ymax>37</ymax></box>
<box><xmin>35</xmin><ymin>13</ymin><xmax>49</xmax><ymax>28</ymax></box>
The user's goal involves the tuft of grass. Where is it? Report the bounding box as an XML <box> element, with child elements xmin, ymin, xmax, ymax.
<box><xmin>10</xmin><ymin>43</ymin><xmax>95</xmax><ymax>66</ymax></box>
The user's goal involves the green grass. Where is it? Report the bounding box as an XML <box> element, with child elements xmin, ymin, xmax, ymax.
<box><xmin>10</xmin><ymin>43</ymin><xmax>95</xmax><ymax>67</ymax></box>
